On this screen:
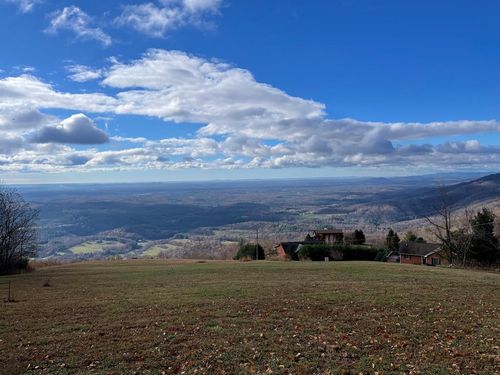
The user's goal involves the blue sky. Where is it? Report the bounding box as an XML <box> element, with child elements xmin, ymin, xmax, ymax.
<box><xmin>0</xmin><ymin>0</ymin><xmax>499</xmax><ymax>183</ymax></box>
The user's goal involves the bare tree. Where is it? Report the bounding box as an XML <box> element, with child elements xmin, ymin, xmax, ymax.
<box><xmin>0</xmin><ymin>186</ymin><xmax>38</xmax><ymax>274</ymax></box>
<box><xmin>452</xmin><ymin>208</ymin><xmax>474</xmax><ymax>265</ymax></box>
<box><xmin>425</xmin><ymin>186</ymin><xmax>455</xmax><ymax>263</ymax></box>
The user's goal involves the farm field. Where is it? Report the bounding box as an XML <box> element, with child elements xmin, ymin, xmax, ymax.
<box><xmin>0</xmin><ymin>261</ymin><xmax>499</xmax><ymax>374</ymax></box>
<box><xmin>69</xmin><ymin>241</ymin><xmax>122</xmax><ymax>255</ymax></box>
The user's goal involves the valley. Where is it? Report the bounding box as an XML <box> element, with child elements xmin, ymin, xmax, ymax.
<box><xmin>17</xmin><ymin>172</ymin><xmax>499</xmax><ymax>260</ymax></box>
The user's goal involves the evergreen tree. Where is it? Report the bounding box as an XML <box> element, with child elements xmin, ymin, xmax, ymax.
<box><xmin>353</xmin><ymin>229</ymin><xmax>366</xmax><ymax>245</ymax></box>
<box><xmin>404</xmin><ymin>231</ymin><xmax>426</xmax><ymax>243</ymax></box>
<box><xmin>386</xmin><ymin>229</ymin><xmax>400</xmax><ymax>252</ymax></box>
<box><xmin>470</xmin><ymin>208</ymin><xmax>498</xmax><ymax>265</ymax></box>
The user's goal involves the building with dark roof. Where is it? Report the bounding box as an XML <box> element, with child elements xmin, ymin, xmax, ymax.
<box><xmin>398</xmin><ymin>242</ymin><xmax>449</xmax><ymax>266</ymax></box>
<box><xmin>311</xmin><ymin>229</ymin><xmax>344</xmax><ymax>244</ymax></box>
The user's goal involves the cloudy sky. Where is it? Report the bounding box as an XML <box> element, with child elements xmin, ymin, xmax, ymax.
<box><xmin>1</xmin><ymin>0</ymin><xmax>499</xmax><ymax>183</ymax></box>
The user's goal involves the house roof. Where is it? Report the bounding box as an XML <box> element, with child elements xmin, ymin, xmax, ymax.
<box><xmin>313</xmin><ymin>229</ymin><xmax>343</xmax><ymax>235</ymax></box>
<box><xmin>275</xmin><ymin>242</ymin><xmax>303</xmax><ymax>254</ymax></box>
<box><xmin>399</xmin><ymin>242</ymin><xmax>441</xmax><ymax>257</ymax></box>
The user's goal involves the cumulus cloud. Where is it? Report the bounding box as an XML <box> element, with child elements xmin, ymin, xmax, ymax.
<box><xmin>46</xmin><ymin>6</ymin><xmax>112</xmax><ymax>47</ymax></box>
<box><xmin>102</xmin><ymin>49</ymin><xmax>325</xmax><ymax>136</ymax></box>
<box><xmin>436</xmin><ymin>140</ymin><xmax>500</xmax><ymax>154</ymax></box>
<box><xmin>30</xmin><ymin>114</ymin><xmax>109</xmax><ymax>144</ymax></box>
<box><xmin>0</xmin><ymin>133</ymin><xmax>24</xmax><ymax>155</ymax></box>
<box><xmin>66</xmin><ymin>65</ymin><xmax>103</xmax><ymax>82</ymax></box>
<box><xmin>0</xmin><ymin>105</ymin><xmax>55</xmax><ymax>130</ymax></box>
<box><xmin>116</xmin><ymin>0</ymin><xmax>222</xmax><ymax>37</ymax></box>
<box><xmin>0</xmin><ymin>49</ymin><xmax>499</xmax><ymax>173</ymax></box>
<box><xmin>0</xmin><ymin>74</ymin><xmax>117</xmax><ymax>112</ymax></box>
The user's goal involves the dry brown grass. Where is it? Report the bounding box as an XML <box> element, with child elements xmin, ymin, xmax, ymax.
<box><xmin>27</xmin><ymin>259</ymin><xmax>65</xmax><ymax>270</ymax></box>
<box><xmin>1</xmin><ymin>260</ymin><xmax>499</xmax><ymax>374</ymax></box>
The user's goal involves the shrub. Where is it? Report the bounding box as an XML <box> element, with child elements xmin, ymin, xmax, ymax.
<box><xmin>374</xmin><ymin>248</ymin><xmax>388</xmax><ymax>262</ymax></box>
<box><xmin>234</xmin><ymin>243</ymin><xmax>265</xmax><ymax>260</ymax></box>
<box><xmin>297</xmin><ymin>244</ymin><xmax>379</xmax><ymax>261</ymax></box>
<box><xmin>334</xmin><ymin>244</ymin><xmax>378</xmax><ymax>261</ymax></box>
<box><xmin>17</xmin><ymin>257</ymin><xmax>30</xmax><ymax>270</ymax></box>
<box><xmin>298</xmin><ymin>244</ymin><xmax>331</xmax><ymax>261</ymax></box>
<box><xmin>0</xmin><ymin>257</ymin><xmax>31</xmax><ymax>275</ymax></box>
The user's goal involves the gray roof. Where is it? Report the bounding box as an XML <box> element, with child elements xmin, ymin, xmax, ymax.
<box><xmin>399</xmin><ymin>242</ymin><xmax>441</xmax><ymax>257</ymax></box>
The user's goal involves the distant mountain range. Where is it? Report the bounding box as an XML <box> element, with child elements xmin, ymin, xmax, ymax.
<box><xmin>13</xmin><ymin>171</ymin><xmax>498</xmax><ymax>259</ymax></box>
<box><xmin>364</xmin><ymin>173</ymin><xmax>500</xmax><ymax>220</ymax></box>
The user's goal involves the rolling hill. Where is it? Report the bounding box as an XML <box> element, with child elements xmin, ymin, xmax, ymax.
<box><xmin>16</xmin><ymin>172</ymin><xmax>498</xmax><ymax>259</ymax></box>
<box><xmin>373</xmin><ymin>173</ymin><xmax>500</xmax><ymax>220</ymax></box>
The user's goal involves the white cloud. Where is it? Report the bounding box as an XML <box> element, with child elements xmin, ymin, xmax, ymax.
<box><xmin>14</xmin><ymin>65</ymin><xmax>36</xmax><ymax>73</ymax></box>
<box><xmin>0</xmin><ymin>74</ymin><xmax>117</xmax><ymax>112</ymax></box>
<box><xmin>30</xmin><ymin>114</ymin><xmax>109</xmax><ymax>144</ymax></box>
<box><xmin>46</xmin><ymin>6</ymin><xmax>112</xmax><ymax>47</ymax></box>
<box><xmin>0</xmin><ymin>49</ymin><xmax>499</xmax><ymax>173</ymax></box>
<box><xmin>103</xmin><ymin>49</ymin><xmax>325</xmax><ymax>135</ymax></box>
<box><xmin>0</xmin><ymin>133</ymin><xmax>24</xmax><ymax>155</ymax></box>
<box><xmin>116</xmin><ymin>3</ymin><xmax>183</xmax><ymax>38</ymax></box>
<box><xmin>2</xmin><ymin>0</ymin><xmax>40</xmax><ymax>13</ymax></box>
<box><xmin>0</xmin><ymin>105</ymin><xmax>55</xmax><ymax>130</ymax></box>
<box><xmin>66</xmin><ymin>65</ymin><xmax>103</xmax><ymax>82</ymax></box>
<box><xmin>182</xmin><ymin>0</ymin><xmax>221</xmax><ymax>12</ymax></box>
<box><xmin>436</xmin><ymin>140</ymin><xmax>500</xmax><ymax>154</ymax></box>
<box><xmin>116</xmin><ymin>0</ymin><xmax>222</xmax><ymax>37</ymax></box>
<box><xmin>1</xmin><ymin>136</ymin><xmax>499</xmax><ymax>173</ymax></box>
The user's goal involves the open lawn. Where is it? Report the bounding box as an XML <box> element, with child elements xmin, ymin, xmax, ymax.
<box><xmin>0</xmin><ymin>261</ymin><xmax>499</xmax><ymax>374</ymax></box>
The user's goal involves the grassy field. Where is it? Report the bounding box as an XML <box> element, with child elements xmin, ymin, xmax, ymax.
<box><xmin>69</xmin><ymin>241</ymin><xmax>122</xmax><ymax>255</ymax></box>
<box><xmin>143</xmin><ymin>244</ymin><xmax>181</xmax><ymax>257</ymax></box>
<box><xmin>0</xmin><ymin>261</ymin><xmax>498</xmax><ymax>374</ymax></box>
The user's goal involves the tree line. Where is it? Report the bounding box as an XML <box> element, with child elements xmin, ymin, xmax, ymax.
<box><xmin>1</xmin><ymin>184</ymin><xmax>498</xmax><ymax>272</ymax></box>
<box><xmin>384</xmin><ymin>200</ymin><xmax>499</xmax><ymax>266</ymax></box>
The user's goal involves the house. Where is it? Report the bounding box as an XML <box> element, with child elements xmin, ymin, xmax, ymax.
<box><xmin>398</xmin><ymin>242</ymin><xmax>450</xmax><ymax>266</ymax></box>
<box><xmin>274</xmin><ymin>242</ymin><xmax>304</xmax><ymax>260</ymax></box>
<box><xmin>274</xmin><ymin>238</ymin><xmax>324</xmax><ymax>260</ymax></box>
<box><xmin>311</xmin><ymin>229</ymin><xmax>344</xmax><ymax>244</ymax></box>
<box><xmin>274</xmin><ymin>229</ymin><xmax>344</xmax><ymax>260</ymax></box>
